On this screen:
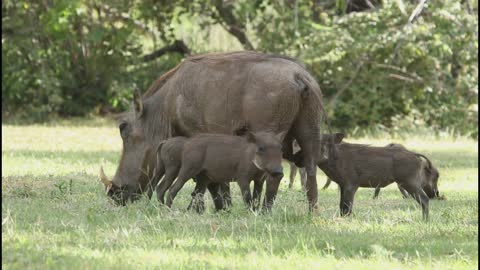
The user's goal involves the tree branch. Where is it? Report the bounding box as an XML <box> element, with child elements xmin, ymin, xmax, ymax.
<box><xmin>142</xmin><ymin>40</ymin><xmax>191</xmax><ymax>62</ymax></box>
<box><xmin>388</xmin><ymin>73</ymin><xmax>416</xmax><ymax>83</ymax></box>
<box><xmin>465</xmin><ymin>0</ymin><xmax>472</xmax><ymax>14</ymax></box>
<box><xmin>408</xmin><ymin>0</ymin><xmax>427</xmax><ymax>24</ymax></box>
<box><xmin>391</xmin><ymin>0</ymin><xmax>431</xmax><ymax>59</ymax></box>
<box><xmin>394</xmin><ymin>0</ymin><xmax>407</xmax><ymax>16</ymax></box>
<box><xmin>374</xmin><ymin>63</ymin><xmax>424</xmax><ymax>82</ymax></box>
<box><xmin>364</xmin><ymin>0</ymin><xmax>376</xmax><ymax>10</ymax></box>
<box><xmin>214</xmin><ymin>0</ymin><xmax>254</xmax><ymax>50</ymax></box>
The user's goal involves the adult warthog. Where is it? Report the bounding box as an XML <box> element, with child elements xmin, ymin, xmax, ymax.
<box><xmin>99</xmin><ymin>51</ymin><xmax>326</xmax><ymax>210</ymax></box>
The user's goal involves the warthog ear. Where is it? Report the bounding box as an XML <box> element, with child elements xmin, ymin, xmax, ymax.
<box><xmin>333</xmin><ymin>133</ymin><xmax>345</xmax><ymax>144</ymax></box>
<box><xmin>424</xmin><ymin>164</ymin><xmax>432</xmax><ymax>175</ymax></box>
<box><xmin>155</xmin><ymin>141</ymin><xmax>166</xmax><ymax>163</ymax></box>
<box><xmin>275</xmin><ymin>131</ymin><xmax>287</xmax><ymax>142</ymax></box>
<box><xmin>133</xmin><ymin>89</ymin><xmax>144</xmax><ymax>118</ymax></box>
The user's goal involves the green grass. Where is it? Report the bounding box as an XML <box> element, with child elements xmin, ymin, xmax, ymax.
<box><xmin>2</xmin><ymin>119</ymin><xmax>478</xmax><ymax>269</ymax></box>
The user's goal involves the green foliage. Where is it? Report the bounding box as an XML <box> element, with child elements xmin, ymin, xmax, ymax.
<box><xmin>2</xmin><ymin>0</ymin><xmax>478</xmax><ymax>136</ymax></box>
<box><xmin>250</xmin><ymin>1</ymin><xmax>478</xmax><ymax>137</ymax></box>
<box><xmin>2</xmin><ymin>0</ymin><xmax>167</xmax><ymax>118</ymax></box>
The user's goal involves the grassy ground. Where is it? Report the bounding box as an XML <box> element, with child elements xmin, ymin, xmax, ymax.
<box><xmin>2</xmin><ymin>119</ymin><xmax>478</xmax><ymax>270</ymax></box>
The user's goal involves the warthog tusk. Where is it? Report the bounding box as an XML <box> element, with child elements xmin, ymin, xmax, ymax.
<box><xmin>99</xmin><ymin>165</ymin><xmax>112</xmax><ymax>187</ymax></box>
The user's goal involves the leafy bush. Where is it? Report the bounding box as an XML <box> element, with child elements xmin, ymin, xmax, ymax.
<box><xmin>2</xmin><ymin>0</ymin><xmax>478</xmax><ymax>137</ymax></box>
<box><xmin>252</xmin><ymin>0</ymin><xmax>478</xmax><ymax>137</ymax></box>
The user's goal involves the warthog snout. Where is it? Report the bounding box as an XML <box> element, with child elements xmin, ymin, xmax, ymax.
<box><xmin>270</xmin><ymin>166</ymin><xmax>284</xmax><ymax>178</ymax></box>
<box><xmin>424</xmin><ymin>185</ymin><xmax>439</xmax><ymax>199</ymax></box>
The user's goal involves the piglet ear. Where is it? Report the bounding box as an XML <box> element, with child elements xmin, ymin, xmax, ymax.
<box><xmin>333</xmin><ymin>133</ymin><xmax>345</xmax><ymax>144</ymax></box>
<box><xmin>246</xmin><ymin>131</ymin><xmax>257</xmax><ymax>143</ymax></box>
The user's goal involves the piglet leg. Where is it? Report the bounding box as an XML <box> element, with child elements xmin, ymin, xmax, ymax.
<box><xmin>262</xmin><ymin>175</ymin><xmax>282</xmax><ymax>212</ymax></box>
<box><xmin>339</xmin><ymin>185</ymin><xmax>358</xmax><ymax>216</ymax></box>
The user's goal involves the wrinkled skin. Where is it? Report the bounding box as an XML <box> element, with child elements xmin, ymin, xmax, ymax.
<box><xmin>100</xmin><ymin>52</ymin><xmax>325</xmax><ymax>209</ymax></box>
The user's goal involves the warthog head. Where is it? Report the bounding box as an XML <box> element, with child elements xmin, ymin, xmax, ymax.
<box><xmin>386</xmin><ymin>143</ymin><xmax>440</xmax><ymax>199</ymax></box>
<box><xmin>318</xmin><ymin>133</ymin><xmax>345</xmax><ymax>163</ymax></box>
<box><xmin>247</xmin><ymin>131</ymin><xmax>286</xmax><ymax>178</ymax></box>
<box><xmin>290</xmin><ymin>133</ymin><xmax>344</xmax><ymax>168</ymax></box>
<box><xmin>99</xmin><ymin>90</ymin><xmax>160</xmax><ymax>205</ymax></box>
<box><xmin>422</xmin><ymin>165</ymin><xmax>440</xmax><ymax>199</ymax></box>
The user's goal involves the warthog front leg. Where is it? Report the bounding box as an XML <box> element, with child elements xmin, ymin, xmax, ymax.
<box><xmin>373</xmin><ymin>184</ymin><xmax>410</xmax><ymax>200</ymax></box>
<box><xmin>262</xmin><ymin>175</ymin><xmax>282</xmax><ymax>212</ymax></box>
<box><xmin>339</xmin><ymin>185</ymin><xmax>358</xmax><ymax>216</ymax></box>
<box><xmin>237</xmin><ymin>178</ymin><xmax>253</xmax><ymax>210</ymax></box>
<box><xmin>401</xmin><ymin>181</ymin><xmax>430</xmax><ymax>220</ymax></box>
<box><xmin>252</xmin><ymin>174</ymin><xmax>266</xmax><ymax>211</ymax></box>
<box><xmin>220</xmin><ymin>182</ymin><xmax>232</xmax><ymax>209</ymax></box>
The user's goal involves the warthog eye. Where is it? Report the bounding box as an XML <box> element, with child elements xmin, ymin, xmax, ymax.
<box><xmin>119</xmin><ymin>122</ymin><xmax>129</xmax><ymax>140</ymax></box>
<box><xmin>119</xmin><ymin>122</ymin><xmax>128</xmax><ymax>132</ymax></box>
<box><xmin>258</xmin><ymin>146</ymin><xmax>266</xmax><ymax>153</ymax></box>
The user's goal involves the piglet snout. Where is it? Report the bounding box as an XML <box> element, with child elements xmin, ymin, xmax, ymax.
<box><xmin>270</xmin><ymin>167</ymin><xmax>284</xmax><ymax>178</ymax></box>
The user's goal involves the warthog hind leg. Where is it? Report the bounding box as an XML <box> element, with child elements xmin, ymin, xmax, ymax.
<box><xmin>207</xmin><ymin>183</ymin><xmax>225</xmax><ymax>212</ymax></box>
<box><xmin>156</xmin><ymin>167</ymin><xmax>180</xmax><ymax>204</ymax></box>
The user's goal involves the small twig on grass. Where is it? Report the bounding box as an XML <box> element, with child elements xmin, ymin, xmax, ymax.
<box><xmin>388</xmin><ymin>73</ymin><xmax>416</xmax><ymax>83</ymax></box>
